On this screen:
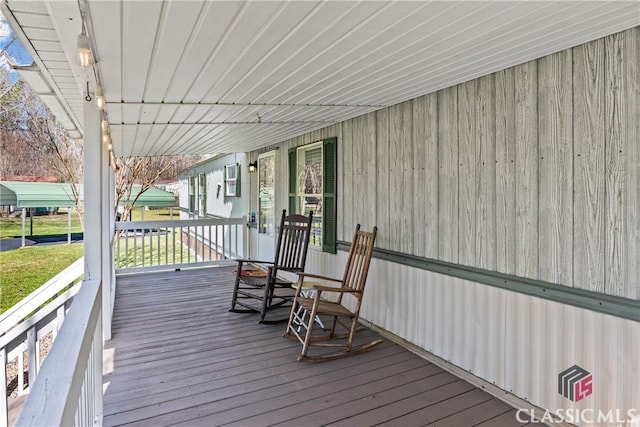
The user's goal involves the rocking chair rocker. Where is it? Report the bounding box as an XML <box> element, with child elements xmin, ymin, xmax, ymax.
<box><xmin>230</xmin><ymin>210</ymin><xmax>313</xmax><ymax>324</ymax></box>
<box><xmin>283</xmin><ymin>224</ymin><xmax>381</xmax><ymax>361</ymax></box>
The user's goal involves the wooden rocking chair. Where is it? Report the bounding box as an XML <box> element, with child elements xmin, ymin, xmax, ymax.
<box><xmin>230</xmin><ymin>210</ymin><xmax>313</xmax><ymax>324</ymax></box>
<box><xmin>283</xmin><ymin>224</ymin><xmax>381</xmax><ymax>361</ymax></box>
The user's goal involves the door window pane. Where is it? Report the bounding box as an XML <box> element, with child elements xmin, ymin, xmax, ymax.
<box><xmin>258</xmin><ymin>153</ymin><xmax>275</xmax><ymax>236</ymax></box>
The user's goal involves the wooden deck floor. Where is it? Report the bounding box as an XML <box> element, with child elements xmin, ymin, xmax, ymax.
<box><xmin>104</xmin><ymin>266</ymin><xmax>529</xmax><ymax>427</ymax></box>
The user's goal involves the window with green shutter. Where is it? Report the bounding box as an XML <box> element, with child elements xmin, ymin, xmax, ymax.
<box><xmin>288</xmin><ymin>137</ymin><xmax>337</xmax><ymax>253</ymax></box>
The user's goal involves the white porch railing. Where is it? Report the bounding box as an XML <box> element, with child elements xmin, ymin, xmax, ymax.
<box><xmin>15</xmin><ymin>279</ymin><xmax>102</xmax><ymax>427</ymax></box>
<box><xmin>0</xmin><ymin>257</ymin><xmax>84</xmax><ymax>427</ymax></box>
<box><xmin>114</xmin><ymin>217</ymin><xmax>247</xmax><ymax>273</ymax></box>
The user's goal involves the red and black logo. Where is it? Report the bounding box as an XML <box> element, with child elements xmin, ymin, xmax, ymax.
<box><xmin>558</xmin><ymin>365</ymin><xmax>593</xmax><ymax>402</ymax></box>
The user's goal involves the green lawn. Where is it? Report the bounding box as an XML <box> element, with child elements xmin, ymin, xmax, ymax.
<box><xmin>0</xmin><ymin>207</ymin><xmax>177</xmax><ymax>239</ymax></box>
<box><xmin>114</xmin><ymin>229</ymin><xmax>195</xmax><ymax>269</ymax></box>
<box><xmin>0</xmin><ymin>207</ymin><xmax>178</xmax><ymax>314</ymax></box>
<box><xmin>0</xmin><ymin>243</ymin><xmax>84</xmax><ymax>313</ymax></box>
<box><xmin>0</xmin><ymin>208</ymin><xmax>83</xmax><ymax>239</ymax></box>
<box><xmin>126</xmin><ymin>207</ymin><xmax>179</xmax><ymax>221</ymax></box>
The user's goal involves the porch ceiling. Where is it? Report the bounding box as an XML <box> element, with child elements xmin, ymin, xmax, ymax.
<box><xmin>3</xmin><ymin>1</ymin><xmax>639</xmax><ymax>158</ymax></box>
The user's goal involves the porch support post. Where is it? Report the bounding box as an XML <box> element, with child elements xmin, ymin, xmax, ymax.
<box><xmin>110</xmin><ymin>167</ymin><xmax>116</xmax><ymax>318</ymax></box>
<box><xmin>83</xmin><ymin>94</ymin><xmax>103</xmax><ymax>285</ymax></box>
<box><xmin>67</xmin><ymin>205</ymin><xmax>72</xmax><ymax>244</ymax></box>
<box><xmin>101</xmin><ymin>156</ymin><xmax>114</xmax><ymax>340</ymax></box>
<box><xmin>21</xmin><ymin>207</ymin><xmax>26</xmax><ymax>246</ymax></box>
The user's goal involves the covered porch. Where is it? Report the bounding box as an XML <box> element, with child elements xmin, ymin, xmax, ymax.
<box><xmin>2</xmin><ymin>1</ymin><xmax>638</xmax><ymax>426</ymax></box>
<box><xmin>104</xmin><ymin>266</ymin><xmax>524</xmax><ymax>427</ymax></box>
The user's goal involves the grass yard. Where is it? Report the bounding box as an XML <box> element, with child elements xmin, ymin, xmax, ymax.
<box><xmin>0</xmin><ymin>207</ymin><xmax>178</xmax><ymax>313</ymax></box>
<box><xmin>114</xmin><ymin>229</ymin><xmax>199</xmax><ymax>269</ymax></box>
<box><xmin>0</xmin><ymin>207</ymin><xmax>177</xmax><ymax>239</ymax></box>
<box><xmin>126</xmin><ymin>207</ymin><xmax>178</xmax><ymax>222</ymax></box>
<box><xmin>0</xmin><ymin>243</ymin><xmax>84</xmax><ymax>313</ymax></box>
<box><xmin>0</xmin><ymin>208</ymin><xmax>83</xmax><ymax>239</ymax></box>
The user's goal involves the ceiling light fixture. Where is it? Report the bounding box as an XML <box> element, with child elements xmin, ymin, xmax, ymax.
<box><xmin>77</xmin><ymin>32</ymin><xmax>94</xmax><ymax>67</ymax></box>
<box><xmin>95</xmin><ymin>84</ymin><xmax>105</xmax><ymax>110</ymax></box>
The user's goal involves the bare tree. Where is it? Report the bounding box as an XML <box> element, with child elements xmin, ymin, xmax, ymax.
<box><xmin>1</xmin><ymin>68</ymin><xmax>83</xmax><ymax>206</ymax></box>
<box><xmin>114</xmin><ymin>155</ymin><xmax>201</xmax><ymax>221</ymax></box>
<box><xmin>1</xmin><ymin>45</ymin><xmax>84</xmax><ymax>226</ymax></box>
<box><xmin>0</xmin><ymin>67</ymin><xmax>49</xmax><ymax>176</ymax></box>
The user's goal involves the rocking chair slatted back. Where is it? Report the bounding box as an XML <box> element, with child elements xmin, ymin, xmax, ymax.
<box><xmin>273</xmin><ymin>212</ymin><xmax>313</xmax><ymax>274</ymax></box>
<box><xmin>342</xmin><ymin>225</ymin><xmax>377</xmax><ymax>295</ymax></box>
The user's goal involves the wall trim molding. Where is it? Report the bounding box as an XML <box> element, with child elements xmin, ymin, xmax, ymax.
<box><xmin>337</xmin><ymin>242</ymin><xmax>640</xmax><ymax>322</ymax></box>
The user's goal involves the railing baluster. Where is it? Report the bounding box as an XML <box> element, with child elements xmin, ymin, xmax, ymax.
<box><xmin>35</xmin><ymin>337</ymin><xmax>41</xmax><ymax>373</ymax></box>
<box><xmin>133</xmin><ymin>229</ymin><xmax>137</xmax><ymax>268</ymax></box>
<box><xmin>165</xmin><ymin>226</ymin><xmax>169</xmax><ymax>266</ymax></box>
<box><xmin>18</xmin><ymin>351</ymin><xmax>25</xmax><ymax>393</ymax></box>
<box><xmin>149</xmin><ymin>226</ymin><xmax>153</xmax><ymax>266</ymax></box>
<box><xmin>116</xmin><ymin>230</ymin><xmax>121</xmax><ymax>268</ymax></box>
<box><xmin>157</xmin><ymin>225</ymin><xmax>161</xmax><ymax>265</ymax></box>
<box><xmin>208</xmin><ymin>225</ymin><xmax>212</xmax><ymax>261</ymax></box>
<box><xmin>93</xmin><ymin>317</ymin><xmax>103</xmax><ymax>427</ymax></box>
<box><xmin>244</xmin><ymin>217</ymin><xmax>247</xmax><ymax>258</ymax></box>
<box><xmin>171</xmin><ymin>227</ymin><xmax>175</xmax><ymax>265</ymax></box>
<box><xmin>156</xmin><ymin>226</ymin><xmax>159</xmax><ymax>266</ymax></box>
<box><xmin>180</xmin><ymin>226</ymin><xmax>184</xmax><ymax>265</ymax></box>
<box><xmin>27</xmin><ymin>327</ymin><xmax>37</xmax><ymax>387</ymax></box>
<box><xmin>187</xmin><ymin>226</ymin><xmax>191</xmax><ymax>264</ymax></box>
<box><xmin>222</xmin><ymin>224</ymin><xmax>226</xmax><ymax>260</ymax></box>
<box><xmin>201</xmin><ymin>225</ymin><xmax>205</xmax><ymax>262</ymax></box>
<box><xmin>1</xmin><ymin>347</ymin><xmax>7</xmax><ymax>427</ymax></box>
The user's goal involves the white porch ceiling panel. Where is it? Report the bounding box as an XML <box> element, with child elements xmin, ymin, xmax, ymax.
<box><xmin>4</xmin><ymin>1</ymin><xmax>640</xmax><ymax>157</ymax></box>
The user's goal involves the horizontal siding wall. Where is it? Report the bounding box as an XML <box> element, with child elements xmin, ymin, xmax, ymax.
<box><xmin>257</xmin><ymin>27</ymin><xmax>639</xmax><ymax>300</ymax></box>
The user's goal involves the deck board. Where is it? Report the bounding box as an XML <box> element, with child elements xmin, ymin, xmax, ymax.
<box><xmin>104</xmin><ymin>267</ymin><xmax>524</xmax><ymax>426</ymax></box>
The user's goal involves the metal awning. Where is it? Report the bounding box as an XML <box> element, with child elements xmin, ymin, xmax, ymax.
<box><xmin>119</xmin><ymin>185</ymin><xmax>176</xmax><ymax>208</ymax></box>
<box><xmin>0</xmin><ymin>181</ymin><xmax>80</xmax><ymax>208</ymax></box>
<box><xmin>0</xmin><ymin>181</ymin><xmax>176</xmax><ymax>208</ymax></box>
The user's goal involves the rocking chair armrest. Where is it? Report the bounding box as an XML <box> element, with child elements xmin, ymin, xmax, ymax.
<box><xmin>295</xmin><ymin>272</ymin><xmax>343</xmax><ymax>284</ymax></box>
<box><xmin>235</xmin><ymin>258</ymin><xmax>275</xmax><ymax>265</ymax></box>
<box><xmin>310</xmin><ymin>284</ymin><xmax>361</xmax><ymax>294</ymax></box>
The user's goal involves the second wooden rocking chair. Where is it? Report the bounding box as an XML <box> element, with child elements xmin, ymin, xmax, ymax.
<box><xmin>283</xmin><ymin>224</ymin><xmax>381</xmax><ymax>361</ymax></box>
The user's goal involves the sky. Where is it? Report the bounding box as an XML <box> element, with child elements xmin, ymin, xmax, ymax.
<box><xmin>1</xmin><ymin>10</ymin><xmax>33</xmax><ymax>79</ymax></box>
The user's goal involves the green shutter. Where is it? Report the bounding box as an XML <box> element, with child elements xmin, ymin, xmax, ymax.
<box><xmin>288</xmin><ymin>147</ymin><xmax>297</xmax><ymax>214</ymax></box>
<box><xmin>322</xmin><ymin>137</ymin><xmax>337</xmax><ymax>254</ymax></box>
